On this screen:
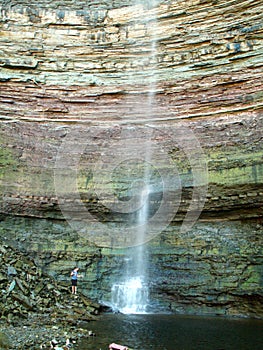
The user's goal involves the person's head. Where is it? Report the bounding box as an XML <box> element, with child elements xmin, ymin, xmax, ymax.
<box><xmin>73</xmin><ymin>267</ymin><xmax>79</xmax><ymax>271</ymax></box>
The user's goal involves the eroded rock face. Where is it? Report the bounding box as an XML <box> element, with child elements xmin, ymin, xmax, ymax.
<box><xmin>0</xmin><ymin>0</ymin><xmax>262</xmax><ymax>317</ymax></box>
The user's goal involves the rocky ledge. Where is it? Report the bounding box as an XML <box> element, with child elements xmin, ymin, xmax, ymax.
<box><xmin>0</xmin><ymin>243</ymin><xmax>102</xmax><ymax>349</ymax></box>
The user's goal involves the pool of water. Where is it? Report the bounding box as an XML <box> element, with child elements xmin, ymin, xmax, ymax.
<box><xmin>78</xmin><ymin>313</ymin><xmax>263</xmax><ymax>350</ymax></box>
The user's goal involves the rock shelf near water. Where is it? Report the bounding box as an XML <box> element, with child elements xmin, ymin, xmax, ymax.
<box><xmin>0</xmin><ymin>244</ymin><xmax>102</xmax><ymax>349</ymax></box>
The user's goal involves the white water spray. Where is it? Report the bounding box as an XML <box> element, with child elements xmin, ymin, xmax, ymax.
<box><xmin>111</xmin><ymin>277</ymin><xmax>149</xmax><ymax>314</ymax></box>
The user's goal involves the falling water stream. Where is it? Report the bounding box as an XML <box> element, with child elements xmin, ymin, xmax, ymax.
<box><xmin>110</xmin><ymin>0</ymin><xmax>160</xmax><ymax>314</ymax></box>
<box><xmin>110</xmin><ymin>184</ymin><xmax>151</xmax><ymax>313</ymax></box>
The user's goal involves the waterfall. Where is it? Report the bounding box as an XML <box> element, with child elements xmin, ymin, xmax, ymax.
<box><xmin>111</xmin><ymin>185</ymin><xmax>151</xmax><ymax>314</ymax></box>
<box><xmin>110</xmin><ymin>0</ymin><xmax>160</xmax><ymax>314</ymax></box>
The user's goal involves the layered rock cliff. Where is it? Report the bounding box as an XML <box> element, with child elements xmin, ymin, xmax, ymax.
<box><xmin>0</xmin><ymin>0</ymin><xmax>262</xmax><ymax>317</ymax></box>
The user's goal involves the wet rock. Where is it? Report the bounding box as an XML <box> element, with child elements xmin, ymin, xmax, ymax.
<box><xmin>7</xmin><ymin>280</ymin><xmax>16</xmax><ymax>294</ymax></box>
<box><xmin>7</xmin><ymin>266</ymin><xmax>17</xmax><ymax>278</ymax></box>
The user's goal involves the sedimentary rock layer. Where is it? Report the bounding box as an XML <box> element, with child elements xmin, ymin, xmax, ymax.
<box><xmin>0</xmin><ymin>0</ymin><xmax>262</xmax><ymax>317</ymax></box>
<box><xmin>0</xmin><ymin>0</ymin><xmax>262</xmax><ymax>220</ymax></box>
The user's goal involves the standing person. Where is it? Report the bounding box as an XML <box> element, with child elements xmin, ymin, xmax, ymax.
<box><xmin>70</xmin><ymin>267</ymin><xmax>82</xmax><ymax>295</ymax></box>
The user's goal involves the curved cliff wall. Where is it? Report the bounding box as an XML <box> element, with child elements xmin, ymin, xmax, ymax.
<box><xmin>0</xmin><ymin>0</ymin><xmax>262</xmax><ymax>317</ymax></box>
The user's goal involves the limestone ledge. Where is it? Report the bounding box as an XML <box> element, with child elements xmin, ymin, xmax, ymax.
<box><xmin>0</xmin><ymin>79</ymin><xmax>262</xmax><ymax>123</ymax></box>
<box><xmin>0</xmin><ymin>0</ymin><xmax>262</xmax><ymax>125</ymax></box>
<box><xmin>0</xmin><ymin>115</ymin><xmax>262</xmax><ymax>220</ymax></box>
<box><xmin>0</xmin><ymin>215</ymin><xmax>262</xmax><ymax>318</ymax></box>
<box><xmin>0</xmin><ymin>188</ymin><xmax>262</xmax><ymax>221</ymax></box>
<box><xmin>0</xmin><ymin>0</ymin><xmax>262</xmax><ymax>87</ymax></box>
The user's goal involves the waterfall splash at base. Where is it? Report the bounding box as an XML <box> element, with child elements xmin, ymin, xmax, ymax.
<box><xmin>111</xmin><ymin>277</ymin><xmax>149</xmax><ymax>314</ymax></box>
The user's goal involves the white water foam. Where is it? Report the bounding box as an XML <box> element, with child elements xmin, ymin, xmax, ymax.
<box><xmin>111</xmin><ymin>277</ymin><xmax>149</xmax><ymax>314</ymax></box>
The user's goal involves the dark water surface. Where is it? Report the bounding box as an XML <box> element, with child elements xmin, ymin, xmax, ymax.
<box><xmin>78</xmin><ymin>313</ymin><xmax>263</xmax><ymax>350</ymax></box>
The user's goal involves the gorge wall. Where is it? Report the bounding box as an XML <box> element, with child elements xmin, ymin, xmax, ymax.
<box><xmin>0</xmin><ymin>0</ymin><xmax>262</xmax><ymax>318</ymax></box>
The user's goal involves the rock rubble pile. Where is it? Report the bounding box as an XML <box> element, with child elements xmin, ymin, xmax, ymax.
<box><xmin>0</xmin><ymin>244</ymin><xmax>102</xmax><ymax>349</ymax></box>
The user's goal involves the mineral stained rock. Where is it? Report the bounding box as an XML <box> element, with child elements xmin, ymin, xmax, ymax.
<box><xmin>0</xmin><ymin>0</ymin><xmax>262</xmax><ymax>318</ymax></box>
